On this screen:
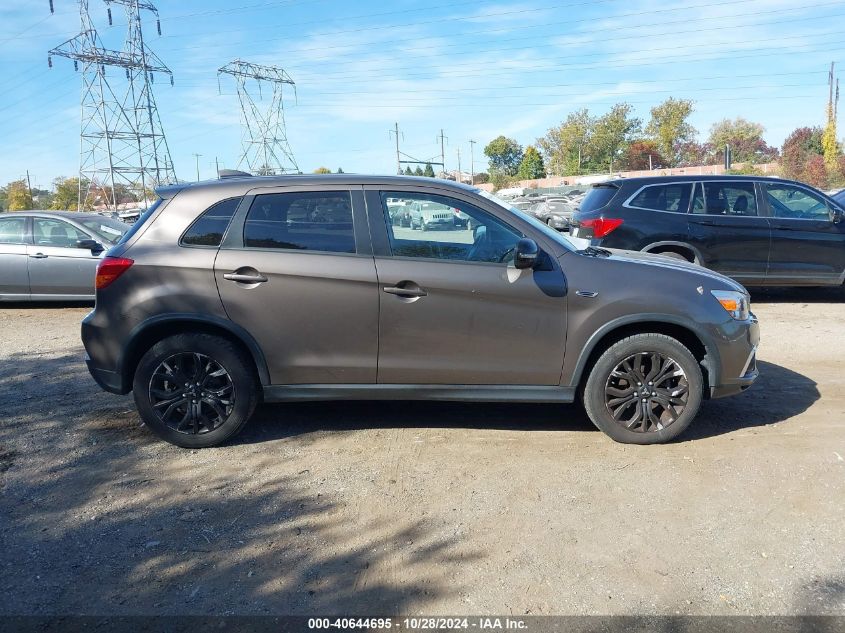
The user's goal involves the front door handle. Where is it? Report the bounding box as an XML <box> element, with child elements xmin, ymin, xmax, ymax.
<box><xmin>383</xmin><ymin>283</ymin><xmax>427</xmax><ymax>298</ymax></box>
<box><xmin>224</xmin><ymin>272</ymin><xmax>268</xmax><ymax>283</ymax></box>
<box><xmin>29</xmin><ymin>253</ymin><xmax>48</xmax><ymax>259</ymax></box>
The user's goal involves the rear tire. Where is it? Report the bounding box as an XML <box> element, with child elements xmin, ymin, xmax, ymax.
<box><xmin>133</xmin><ymin>333</ymin><xmax>259</xmax><ymax>448</ymax></box>
<box><xmin>582</xmin><ymin>333</ymin><xmax>703</xmax><ymax>444</ymax></box>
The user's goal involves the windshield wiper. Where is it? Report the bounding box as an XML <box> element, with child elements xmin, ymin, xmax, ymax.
<box><xmin>580</xmin><ymin>246</ymin><xmax>612</xmax><ymax>257</ymax></box>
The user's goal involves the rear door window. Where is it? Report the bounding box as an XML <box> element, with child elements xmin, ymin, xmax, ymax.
<box><xmin>0</xmin><ymin>217</ymin><xmax>27</xmax><ymax>244</ymax></box>
<box><xmin>579</xmin><ymin>185</ymin><xmax>618</xmax><ymax>213</ymax></box>
<box><xmin>691</xmin><ymin>182</ymin><xmax>758</xmax><ymax>216</ymax></box>
<box><xmin>33</xmin><ymin>218</ymin><xmax>89</xmax><ymax>247</ymax></box>
<box><xmin>243</xmin><ymin>191</ymin><xmax>355</xmax><ymax>253</ymax></box>
<box><xmin>627</xmin><ymin>183</ymin><xmax>692</xmax><ymax>213</ymax></box>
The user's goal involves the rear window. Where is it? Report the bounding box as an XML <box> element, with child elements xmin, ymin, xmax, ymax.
<box><xmin>117</xmin><ymin>198</ymin><xmax>163</xmax><ymax>246</ymax></box>
<box><xmin>181</xmin><ymin>197</ymin><xmax>242</xmax><ymax>246</ymax></box>
<box><xmin>579</xmin><ymin>185</ymin><xmax>618</xmax><ymax>213</ymax></box>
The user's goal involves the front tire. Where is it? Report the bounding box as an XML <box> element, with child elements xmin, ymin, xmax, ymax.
<box><xmin>133</xmin><ymin>333</ymin><xmax>259</xmax><ymax>448</ymax></box>
<box><xmin>582</xmin><ymin>333</ymin><xmax>703</xmax><ymax>444</ymax></box>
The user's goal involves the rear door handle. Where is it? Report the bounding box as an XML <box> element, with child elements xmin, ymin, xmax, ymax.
<box><xmin>29</xmin><ymin>253</ymin><xmax>48</xmax><ymax>259</ymax></box>
<box><xmin>224</xmin><ymin>272</ymin><xmax>268</xmax><ymax>283</ymax></box>
<box><xmin>383</xmin><ymin>285</ymin><xmax>427</xmax><ymax>298</ymax></box>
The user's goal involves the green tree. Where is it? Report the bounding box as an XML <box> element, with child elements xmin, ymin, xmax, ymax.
<box><xmin>6</xmin><ymin>179</ymin><xmax>33</xmax><ymax>211</ymax></box>
<box><xmin>336</xmin><ymin>167</ymin><xmax>344</xmax><ymax>173</ymax></box>
<box><xmin>645</xmin><ymin>97</ymin><xmax>697</xmax><ymax>167</ymax></box>
<box><xmin>489</xmin><ymin>171</ymin><xmax>516</xmax><ymax>191</ymax></box>
<box><xmin>423</xmin><ymin>163</ymin><xmax>435</xmax><ymax>177</ymax></box>
<box><xmin>537</xmin><ymin>108</ymin><xmax>594</xmax><ymax>176</ymax></box>
<box><xmin>516</xmin><ymin>145</ymin><xmax>546</xmax><ymax>180</ymax></box>
<box><xmin>484</xmin><ymin>135</ymin><xmax>524</xmax><ymax>176</ymax></box>
<box><xmin>708</xmin><ymin>117</ymin><xmax>778</xmax><ymax>164</ymax></box>
<box><xmin>313</xmin><ymin>166</ymin><xmax>332</xmax><ymax>174</ymax></box>
<box><xmin>473</xmin><ymin>172</ymin><xmax>490</xmax><ymax>184</ymax></box>
<box><xmin>403</xmin><ymin>166</ymin><xmax>413</xmax><ymax>175</ymax></box>
<box><xmin>51</xmin><ymin>177</ymin><xmax>82</xmax><ymax>210</ymax></box>
<box><xmin>589</xmin><ymin>103</ymin><xmax>641</xmax><ymax>171</ymax></box>
<box><xmin>414</xmin><ymin>166</ymin><xmax>424</xmax><ymax>176</ymax></box>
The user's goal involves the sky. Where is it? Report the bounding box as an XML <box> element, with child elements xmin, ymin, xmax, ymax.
<box><xmin>0</xmin><ymin>0</ymin><xmax>842</xmax><ymax>190</ymax></box>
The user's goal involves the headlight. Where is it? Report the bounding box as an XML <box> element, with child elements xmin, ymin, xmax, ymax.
<box><xmin>711</xmin><ymin>290</ymin><xmax>750</xmax><ymax>320</ymax></box>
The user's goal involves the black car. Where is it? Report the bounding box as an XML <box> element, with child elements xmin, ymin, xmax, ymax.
<box><xmin>529</xmin><ymin>198</ymin><xmax>576</xmax><ymax>231</ymax></box>
<box><xmin>570</xmin><ymin>175</ymin><xmax>845</xmax><ymax>287</ymax></box>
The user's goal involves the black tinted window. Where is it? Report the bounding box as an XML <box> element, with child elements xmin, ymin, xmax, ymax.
<box><xmin>628</xmin><ymin>183</ymin><xmax>692</xmax><ymax>212</ymax></box>
<box><xmin>691</xmin><ymin>182</ymin><xmax>757</xmax><ymax>216</ymax></box>
<box><xmin>244</xmin><ymin>191</ymin><xmax>355</xmax><ymax>253</ymax></box>
<box><xmin>182</xmin><ymin>197</ymin><xmax>241</xmax><ymax>246</ymax></box>
<box><xmin>579</xmin><ymin>185</ymin><xmax>617</xmax><ymax>213</ymax></box>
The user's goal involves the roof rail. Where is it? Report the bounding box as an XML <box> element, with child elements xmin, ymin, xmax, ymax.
<box><xmin>218</xmin><ymin>169</ymin><xmax>253</xmax><ymax>179</ymax></box>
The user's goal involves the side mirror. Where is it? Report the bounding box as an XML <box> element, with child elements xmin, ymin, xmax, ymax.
<box><xmin>514</xmin><ymin>238</ymin><xmax>540</xmax><ymax>269</ymax></box>
<box><xmin>832</xmin><ymin>207</ymin><xmax>843</xmax><ymax>224</ymax></box>
<box><xmin>76</xmin><ymin>238</ymin><xmax>104</xmax><ymax>252</ymax></box>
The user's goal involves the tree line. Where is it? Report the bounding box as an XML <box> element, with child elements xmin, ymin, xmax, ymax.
<box><xmin>483</xmin><ymin>97</ymin><xmax>844</xmax><ymax>191</ymax></box>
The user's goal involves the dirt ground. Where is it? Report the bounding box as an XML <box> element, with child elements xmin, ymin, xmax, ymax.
<box><xmin>0</xmin><ymin>288</ymin><xmax>843</xmax><ymax>616</ymax></box>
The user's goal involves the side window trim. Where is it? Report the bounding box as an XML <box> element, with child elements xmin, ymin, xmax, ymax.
<box><xmin>622</xmin><ymin>183</ymin><xmax>695</xmax><ymax>214</ymax></box>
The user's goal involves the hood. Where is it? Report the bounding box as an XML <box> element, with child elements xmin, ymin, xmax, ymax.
<box><xmin>581</xmin><ymin>247</ymin><xmax>748</xmax><ymax>293</ymax></box>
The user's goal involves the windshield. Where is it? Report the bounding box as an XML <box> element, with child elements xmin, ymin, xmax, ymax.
<box><xmin>475</xmin><ymin>188</ymin><xmax>584</xmax><ymax>251</ymax></box>
<box><xmin>78</xmin><ymin>216</ymin><xmax>131</xmax><ymax>244</ymax></box>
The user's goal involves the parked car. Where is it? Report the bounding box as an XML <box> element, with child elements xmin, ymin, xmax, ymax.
<box><xmin>0</xmin><ymin>211</ymin><xmax>130</xmax><ymax>301</ymax></box>
<box><xmin>410</xmin><ymin>201</ymin><xmax>455</xmax><ymax>230</ymax></box>
<box><xmin>570</xmin><ymin>175</ymin><xmax>845</xmax><ymax>287</ymax></box>
<box><xmin>83</xmin><ymin>174</ymin><xmax>758</xmax><ymax>448</ymax></box>
<box><xmin>530</xmin><ymin>198</ymin><xmax>576</xmax><ymax>231</ymax></box>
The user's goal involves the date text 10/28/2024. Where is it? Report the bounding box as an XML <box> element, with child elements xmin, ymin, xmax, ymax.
<box><xmin>308</xmin><ymin>618</ymin><xmax>528</xmax><ymax>630</ymax></box>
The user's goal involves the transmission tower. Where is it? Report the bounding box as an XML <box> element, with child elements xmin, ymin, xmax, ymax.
<box><xmin>48</xmin><ymin>0</ymin><xmax>176</xmax><ymax>211</ymax></box>
<box><xmin>218</xmin><ymin>60</ymin><xmax>300</xmax><ymax>175</ymax></box>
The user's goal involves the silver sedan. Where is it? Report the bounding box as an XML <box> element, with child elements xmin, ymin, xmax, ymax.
<box><xmin>0</xmin><ymin>211</ymin><xmax>130</xmax><ymax>301</ymax></box>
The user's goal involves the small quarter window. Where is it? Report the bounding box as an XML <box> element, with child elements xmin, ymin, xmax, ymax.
<box><xmin>628</xmin><ymin>183</ymin><xmax>692</xmax><ymax>213</ymax></box>
<box><xmin>182</xmin><ymin>197</ymin><xmax>242</xmax><ymax>246</ymax></box>
<box><xmin>244</xmin><ymin>191</ymin><xmax>355</xmax><ymax>253</ymax></box>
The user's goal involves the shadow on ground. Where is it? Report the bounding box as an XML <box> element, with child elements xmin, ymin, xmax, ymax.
<box><xmin>0</xmin><ymin>350</ymin><xmax>479</xmax><ymax>615</ymax></box>
<box><xmin>750</xmin><ymin>286</ymin><xmax>843</xmax><ymax>304</ymax></box>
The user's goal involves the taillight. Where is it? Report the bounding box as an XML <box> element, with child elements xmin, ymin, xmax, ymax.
<box><xmin>95</xmin><ymin>257</ymin><xmax>134</xmax><ymax>289</ymax></box>
<box><xmin>580</xmin><ymin>217</ymin><xmax>623</xmax><ymax>238</ymax></box>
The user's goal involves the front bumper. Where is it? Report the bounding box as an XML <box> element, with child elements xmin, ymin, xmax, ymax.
<box><xmin>708</xmin><ymin>314</ymin><xmax>760</xmax><ymax>399</ymax></box>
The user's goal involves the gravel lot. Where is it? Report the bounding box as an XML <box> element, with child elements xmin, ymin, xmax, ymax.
<box><xmin>1</xmin><ymin>289</ymin><xmax>843</xmax><ymax>616</ymax></box>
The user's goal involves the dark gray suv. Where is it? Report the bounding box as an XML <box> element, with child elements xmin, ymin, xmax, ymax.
<box><xmin>82</xmin><ymin>175</ymin><xmax>759</xmax><ymax>447</ymax></box>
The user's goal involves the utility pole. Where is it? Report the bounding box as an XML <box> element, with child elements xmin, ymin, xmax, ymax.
<box><xmin>437</xmin><ymin>129</ymin><xmax>447</xmax><ymax>176</ymax></box>
<box><xmin>192</xmin><ymin>153</ymin><xmax>202</xmax><ymax>181</ymax></box>
<box><xmin>469</xmin><ymin>139</ymin><xmax>476</xmax><ymax>185</ymax></box>
<box><xmin>25</xmin><ymin>170</ymin><xmax>33</xmax><ymax>201</ymax></box>
<box><xmin>648</xmin><ymin>154</ymin><xmax>653</xmax><ymax>171</ymax></box>
<box><xmin>456</xmin><ymin>148</ymin><xmax>461</xmax><ymax>183</ymax></box>
<box><xmin>390</xmin><ymin>122</ymin><xmax>401</xmax><ymax>175</ymax></box>
<box><xmin>215</xmin><ymin>156</ymin><xmax>220</xmax><ymax>177</ymax></box>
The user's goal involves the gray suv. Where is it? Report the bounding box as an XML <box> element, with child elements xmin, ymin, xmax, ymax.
<box><xmin>82</xmin><ymin>175</ymin><xmax>759</xmax><ymax>448</ymax></box>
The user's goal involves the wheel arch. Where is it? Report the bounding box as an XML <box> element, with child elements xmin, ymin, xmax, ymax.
<box><xmin>120</xmin><ymin>314</ymin><xmax>270</xmax><ymax>392</ymax></box>
<box><xmin>570</xmin><ymin>316</ymin><xmax>720</xmax><ymax>397</ymax></box>
<box><xmin>642</xmin><ymin>240</ymin><xmax>703</xmax><ymax>264</ymax></box>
